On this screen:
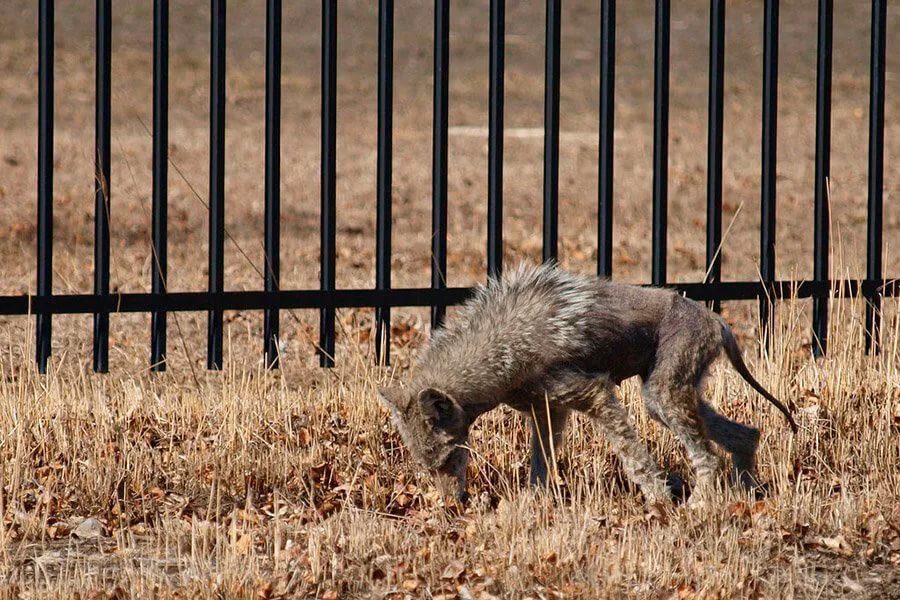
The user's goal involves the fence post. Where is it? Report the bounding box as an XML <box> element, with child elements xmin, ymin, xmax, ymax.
<box><xmin>93</xmin><ymin>0</ymin><xmax>112</xmax><ymax>373</ymax></box>
<box><xmin>542</xmin><ymin>0</ymin><xmax>560</xmax><ymax>264</ymax></box>
<box><xmin>36</xmin><ymin>0</ymin><xmax>54</xmax><ymax>374</ymax></box>
<box><xmin>865</xmin><ymin>0</ymin><xmax>886</xmax><ymax>355</ymax></box>
<box><xmin>598</xmin><ymin>0</ymin><xmax>615</xmax><ymax>279</ymax></box>
<box><xmin>705</xmin><ymin>0</ymin><xmax>725</xmax><ymax>314</ymax></box>
<box><xmin>431</xmin><ymin>0</ymin><xmax>450</xmax><ymax>329</ymax></box>
<box><xmin>759</xmin><ymin>0</ymin><xmax>779</xmax><ymax>352</ymax></box>
<box><xmin>207</xmin><ymin>0</ymin><xmax>226</xmax><ymax>370</ymax></box>
<box><xmin>319</xmin><ymin>0</ymin><xmax>337</xmax><ymax>367</ymax></box>
<box><xmin>151</xmin><ymin>0</ymin><xmax>169</xmax><ymax>371</ymax></box>
<box><xmin>375</xmin><ymin>0</ymin><xmax>394</xmax><ymax>364</ymax></box>
<box><xmin>812</xmin><ymin>0</ymin><xmax>832</xmax><ymax>356</ymax></box>
<box><xmin>487</xmin><ymin>0</ymin><xmax>505</xmax><ymax>279</ymax></box>
<box><xmin>264</xmin><ymin>0</ymin><xmax>282</xmax><ymax>368</ymax></box>
<box><xmin>652</xmin><ymin>0</ymin><xmax>670</xmax><ymax>287</ymax></box>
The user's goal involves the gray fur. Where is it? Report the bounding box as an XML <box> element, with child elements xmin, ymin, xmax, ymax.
<box><xmin>379</xmin><ymin>263</ymin><xmax>796</xmax><ymax>503</ymax></box>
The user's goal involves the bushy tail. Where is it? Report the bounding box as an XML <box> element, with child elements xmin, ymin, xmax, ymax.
<box><xmin>719</xmin><ymin>320</ymin><xmax>798</xmax><ymax>433</ymax></box>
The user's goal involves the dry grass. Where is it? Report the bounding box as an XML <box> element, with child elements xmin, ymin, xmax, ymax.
<box><xmin>0</xmin><ymin>295</ymin><xmax>898</xmax><ymax>598</ymax></box>
<box><xmin>1</xmin><ymin>1</ymin><xmax>899</xmax><ymax>597</ymax></box>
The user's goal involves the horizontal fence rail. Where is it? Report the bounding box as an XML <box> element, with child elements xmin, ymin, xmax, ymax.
<box><xmin>4</xmin><ymin>280</ymin><xmax>897</xmax><ymax>316</ymax></box>
<box><xmin>10</xmin><ymin>0</ymin><xmax>895</xmax><ymax>372</ymax></box>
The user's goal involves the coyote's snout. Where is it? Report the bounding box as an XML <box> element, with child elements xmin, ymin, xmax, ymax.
<box><xmin>379</xmin><ymin>263</ymin><xmax>797</xmax><ymax>504</ymax></box>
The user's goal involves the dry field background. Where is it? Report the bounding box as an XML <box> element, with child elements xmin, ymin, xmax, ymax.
<box><xmin>0</xmin><ymin>0</ymin><xmax>899</xmax><ymax>597</ymax></box>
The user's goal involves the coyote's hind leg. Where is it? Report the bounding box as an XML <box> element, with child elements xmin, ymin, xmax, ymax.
<box><xmin>643</xmin><ymin>381</ymin><xmax>723</xmax><ymax>500</ymax></box>
<box><xmin>580</xmin><ymin>378</ymin><xmax>671</xmax><ymax>503</ymax></box>
<box><xmin>698</xmin><ymin>399</ymin><xmax>763</xmax><ymax>492</ymax></box>
<box><xmin>643</xmin><ymin>305</ymin><xmax>726</xmax><ymax>501</ymax></box>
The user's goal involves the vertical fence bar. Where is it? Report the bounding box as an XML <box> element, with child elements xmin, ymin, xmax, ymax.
<box><xmin>865</xmin><ymin>0</ymin><xmax>886</xmax><ymax>355</ymax></box>
<box><xmin>759</xmin><ymin>0</ymin><xmax>778</xmax><ymax>350</ymax></box>
<box><xmin>207</xmin><ymin>0</ymin><xmax>226</xmax><ymax>370</ymax></box>
<box><xmin>93</xmin><ymin>0</ymin><xmax>112</xmax><ymax>373</ymax></box>
<box><xmin>652</xmin><ymin>0</ymin><xmax>670</xmax><ymax>286</ymax></box>
<box><xmin>487</xmin><ymin>0</ymin><xmax>505</xmax><ymax>279</ymax></box>
<box><xmin>375</xmin><ymin>0</ymin><xmax>394</xmax><ymax>364</ymax></box>
<box><xmin>812</xmin><ymin>0</ymin><xmax>832</xmax><ymax>356</ymax></box>
<box><xmin>598</xmin><ymin>0</ymin><xmax>615</xmax><ymax>279</ymax></box>
<box><xmin>36</xmin><ymin>0</ymin><xmax>54</xmax><ymax>373</ymax></box>
<box><xmin>542</xmin><ymin>0</ymin><xmax>561</xmax><ymax>264</ymax></box>
<box><xmin>431</xmin><ymin>0</ymin><xmax>449</xmax><ymax>329</ymax></box>
<box><xmin>705</xmin><ymin>0</ymin><xmax>725</xmax><ymax>313</ymax></box>
<box><xmin>264</xmin><ymin>0</ymin><xmax>282</xmax><ymax>368</ymax></box>
<box><xmin>319</xmin><ymin>0</ymin><xmax>337</xmax><ymax>366</ymax></box>
<box><xmin>151</xmin><ymin>0</ymin><xmax>169</xmax><ymax>371</ymax></box>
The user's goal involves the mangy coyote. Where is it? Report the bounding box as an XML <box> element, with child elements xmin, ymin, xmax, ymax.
<box><xmin>379</xmin><ymin>263</ymin><xmax>797</xmax><ymax>504</ymax></box>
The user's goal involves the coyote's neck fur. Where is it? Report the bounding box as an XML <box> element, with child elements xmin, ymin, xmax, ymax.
<box><xmin>413</xmin><ymin>263</ymin><xmax>598</xmax><ymax>407</ymax></box>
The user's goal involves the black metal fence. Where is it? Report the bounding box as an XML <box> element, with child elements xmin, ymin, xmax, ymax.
<box><xmin>1</xmin><ymin>0</ymin><xmax>896</xmax><ymax>374</ymax></box>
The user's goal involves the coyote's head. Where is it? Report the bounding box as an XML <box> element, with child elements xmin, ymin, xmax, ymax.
<box><xmin>379</xmin><ymin>386</ymin><xmax>471</xmax><ymax>503</ymax></box>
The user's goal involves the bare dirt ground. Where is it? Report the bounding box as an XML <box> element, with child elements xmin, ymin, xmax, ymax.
<box><xmin>0</xmin><ymin>1</ymin><xmax>898</xmax><ymax>598</ymax></box>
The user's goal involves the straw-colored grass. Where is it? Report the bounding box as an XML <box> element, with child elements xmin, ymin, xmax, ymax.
<box><xmin>1</xmin><ymin>293</ymin><xmax>897</xmax><ymax>598</ymax></box>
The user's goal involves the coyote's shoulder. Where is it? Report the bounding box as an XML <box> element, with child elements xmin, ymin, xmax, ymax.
<box><xmin>415</xmin><ymin>263</ymin><xmax>604</xmax><ymax>404</ymax></box>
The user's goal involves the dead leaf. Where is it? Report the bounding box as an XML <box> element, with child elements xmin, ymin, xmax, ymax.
<box><xmin>645</xmin><ymin>501</ymin><xmax>670</xmax><ymax>525</ymax></box>
<box><xmin>47</xmin><ymin>523</ymin><xmax>71</xmax><ymax>539</ymax></box>
<box><xmin>750</xmin><ymin>501</ymin><xmax>769</xmax><ymax>517</ymax></box>
<box><xmin>441</xmin><ymin>560</ymin><xmax>466</xmax><ymax>581</ymax></box>
<box><xmin>727</xmin><ymin>501</ymin><xmax>750</xmax><ymax>519</ymax></box>
<box><xmin>298</xmin><ymin>427</ymin><xmax>312</xmax><ymax>446</ymax></box>
<box><xmin>842</xmin><ymin>575</ymin><xmax>864</xmax><ymax>594</ymax></box>
<box><xmin>255</xmin><ymin>580</ymin><xmax>274</xmax><ymax>599</ymax></box>
<box><xmin>235</xmin><ymin>533</ymin><xmax>253</xmax><ymax>555</ymax></box>
<box><xmin>457</xmin><ymin>585</ymin><xmax>476</xmax><ymax>600</ymax></box>
<box><xmin>71</xmin><ymin>517</ymin><xmax>106</xmax><ymax>539</ymax></box>
<box><xmin>814</xmin><ymin>534</ymin><xmax>852</xmax><ymax>556</ymax></box>
<box><xmin>614</xmin><ymin>247</ymin><xmax>637</xmax><ymax>267</ymax></box>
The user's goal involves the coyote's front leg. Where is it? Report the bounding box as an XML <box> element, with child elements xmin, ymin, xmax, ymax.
<box><xmin>529</xmin><ymin>406</ymin><xmax>569</xmax><ymax>486</ymax></box>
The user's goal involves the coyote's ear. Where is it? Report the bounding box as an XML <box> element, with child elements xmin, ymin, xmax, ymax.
<box><xmin>417</xmin><ymin>388</ymin><xmax>462</xmax><ymax>427</ymax></box>
<box><xmin>378</xmin><ymin>387</ymin><xmax>405</xmax><ymax>412</ymax></box>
